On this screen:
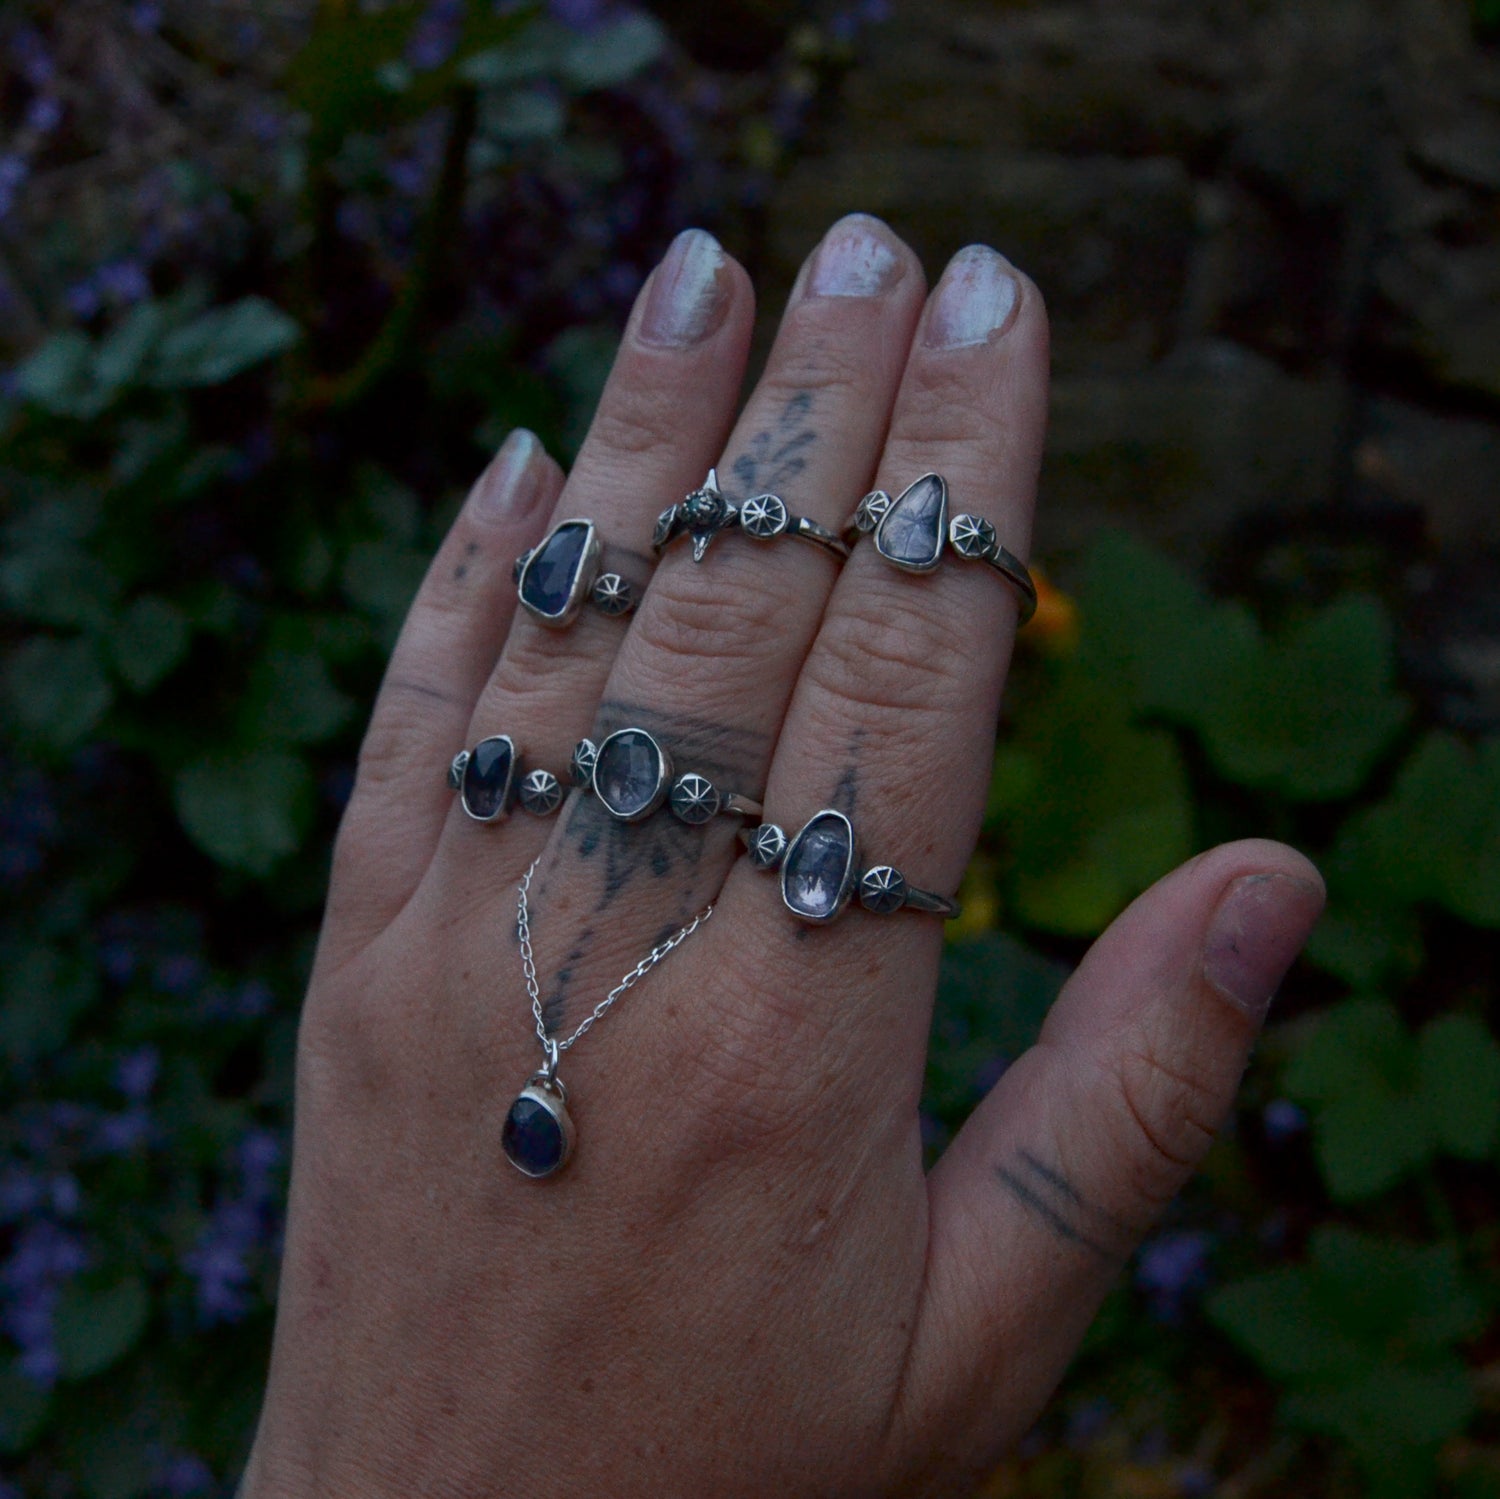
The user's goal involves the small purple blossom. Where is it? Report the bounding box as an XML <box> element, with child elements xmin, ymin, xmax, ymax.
<box><xmin>66</xmin><ymin>279</ymin><xmax>102</xmax><ymax>321</ymax></box>
<box><xmin>0</xmin><ymin>1169</ymin><xmax>43</xmax><ymax>1222</ymax></box>
<box><xmin>97</xmin><ymin>259</ymin><xmax>151</xmax><ymax>305</ymax></box>
<box><xmin>1262</xmin><ymin>1098</ymin><xmax>1307</xmax><ymax>1145</ymax></box>
<box><xmin>11</xmin><ymin>29</ymin><xmax>55</xmax><ymax>89</ymax></box>
<box><xmin>406</xmin><ymin>0</ymin><xmax>464</xmax><ymax>71</ymax></box>
<box><xmin>1177</xmin><ymin>1464</ymin><xmax>1218</xmax><ymax>1497</ymax></box>
<box><xmin>1064</xmin><ymin>1396</ymin><xmax>1113</xmax><ymax>1450</ymax></box>
<box><xmin>116</xmin><ymin>1045</ymin><xmax>160</xmax><ymax>1103</ymax></box>
<box><xmin>238</xmin><ymin>1130</ymin><xmax>282</xmax><ymax>1199</ymax></box>
<box><xmin>0</xmin><ymin>154</ymin><xmax>29</xmax><ymax>219</ymax></box>
<box><xmin>49</xmin><ymin>1174</ymin><xmax>80</xmax><ymax>1217</ymax></box>
<box><xmin>155</xmin><ymin>952</ymin><xmax>205</xmax><ymax>996</ymax></box>
<box><xmin>155</xmin><ymin>1451</ymin><xmax>215</xmax><ymax>1497</ymax></box>
<box><xmin>183</xmin><ymin>1199</ymin><xmax>258</xmax><ymax>1324</ymax></box>
<box><xmin>547</xmin><ymin>0</ymin><xmax>612</xmax><ymax>32</ymax></box>
<box><xmin>95</xmin><ymin>1109</ymin><xmax>152</xmax><ymax>1155</ymax></box>
<box><xmin>1136</xmin><ymin>1230</ymin><xmax>1213</xmax><ymax>1322</ymax></box>
<box><xmin>24</xmin><ymin>94</ymin><xmax>62</xmax><ymax>135</ymax></box>
<box><xmin>2</xmin><ymin>1220</ymin><xmax>87</xmax><ymax>1385</ymax></box>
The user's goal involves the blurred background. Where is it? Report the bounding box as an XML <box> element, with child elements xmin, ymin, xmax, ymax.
<box><xmin>2</xmin><ymin>1</ymin><xmax>1499</xmax><ymax>1495</ymax></box>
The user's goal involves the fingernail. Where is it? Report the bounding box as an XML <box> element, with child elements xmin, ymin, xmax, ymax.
<box><xmin>473</xmin><ymin>428</ymin><xmax>541</xmax><ymax>519</ymax></box>
<box><xmin>804</xmin><ymin>214</ymin><xmax>903</xmax><ymax>299</ymax></box>
<box><xmin>1203</xmin><ymin>873</ymin><xmax>1325</xmax><ymax>1020</ymax></box>
<box><xmin>923</xmin><ymin>245</ymin><xmax>1021</xmax><ymax>349</ymax></box>
<box><xmin>637</xmin><ymin>228</ymin><xmax>729</xmax><ymax>348</ymax></box>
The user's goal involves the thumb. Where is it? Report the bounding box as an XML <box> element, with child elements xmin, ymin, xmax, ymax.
<box><xmin>889</xmin><ymin>840</ymin><xmax>1324</xmax><ymax>1484</ymax></box>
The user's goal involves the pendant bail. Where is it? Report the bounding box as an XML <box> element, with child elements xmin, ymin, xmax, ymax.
<box><xmin>540</xmin><ymin>1035</ymin><xmax>561</xmax><ymax>1085</ymax></box>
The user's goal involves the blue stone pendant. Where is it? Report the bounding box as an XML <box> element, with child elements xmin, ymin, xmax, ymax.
<box><xmin>780</xmin><ymin>809</ymin><xmax>858</xmax><ymax>923</ymax></box>
<box><xmin>874</xmin><ymin>473</ymin><xmax>948</xmax><ymax>573</ymax></box>
<box><xmin>502</xmin><ymin>1080</ymin><xmax>575</xmax><ymax>1178</ymax></box>
<box><xmin>517</xmin><ymin>519</ymin><xmax>602</xmax><ymax>627</ymax></box>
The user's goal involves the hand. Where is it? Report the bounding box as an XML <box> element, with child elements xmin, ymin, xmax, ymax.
<box><xmin>240</xmin><ymin>216</ymin><xmax>1324</xmax><ymax>1498</ymax></box>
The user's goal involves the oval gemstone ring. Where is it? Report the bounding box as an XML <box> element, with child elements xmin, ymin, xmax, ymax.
<box><xmin>571</xmin><ymin>728</ymin><xmax>763</xmax><ymax>825</ymax></box>
<box><xmin>514</xmin><ymin>518</ymin><xmax>640</xmax><ymax>628</ymax></box>
<box><xmin>448</xmin><ymin>736</ymin><xmax>565</xmax><ymax>821</ymax></box>
<box><xmin>741</xmin><ymin>810</ymin><xmax>960</xmax><ymax>924</ymax></box>
<box><xmin>652</xmin><ymin>469</ymin><xmax>850</xmax><ymax>565</ymax></box>
<box><xmin>843</xmin><ymin>473</ymin><xmax>1037</xmax><ymax>624</ymax></box>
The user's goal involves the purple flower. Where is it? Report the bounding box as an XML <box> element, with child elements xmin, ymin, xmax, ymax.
<box><xmin>97</xmin><ymin>259</ymin><xmax>151</xmax><ymax>305</ymax></box>
<box><xmin>238</xmin><ymin>1130</ymin><xmax>282</xmax><ymax>1200</ymax></box>
<box><xmin>2</xmin><ymin>1220</ymin><xmax>86</xmax><ymax>1384</ymax></box>
<box><xmin>155</xmin><ymin>1451</ymin><xmax>215</xmax><ymax>1497</ymax></box>
<box><xmin>547</xmin><ymin>0</ymin><xmax>612</xmax><ymax>32</ymax></box>
<box><xmin>0</xmin><ymin>1170</ymin><xmax>42</xmax><ymax>1221</ymax></box>
<box><xmin>115</xmin><ymin>1045</ymin><xmax>160</xmax><ymax>1103</ymax></box>
<box><xmin>130</xmin><ymin>1</ymin><xmax>164</xmax><ymax>32</ymax></box>
<box><xmin>0</xmin><ymin>154</ymin><xmax>29</xmax><ymax>219</ymax></box>
<box><xmin>24</xmin><ymin>94</ymin><xmax>62</xmax><ymax>134</ymax></box>
<box><xmin>49</xmin><ymin>1174</ymin><xmax>80</xmax><ymax>1217</ymax></box>
<box><xmin>155</xmin><ymin>952</ymin><xmax>204</xmax><ymax>996</ymax></box>
<box><xmin>11</xmin><ymin>29</ymin><xmax>54</xmax><ymax>89</ymax></box>
<box><xmin>95</xmin><ymin>1109</ymin><xmax>152</xmax><ymax>1155</ymax></box>
<box><xmin>66</xmin><ymin>278</ymin><xmax>102</xmax><ymax>321</ymax></box>
<box><xmin>1177</xmin><ymin>1464</ymin><xmax>1218</xmax><ymax>1497</ymax></box>
<box><xmin>1262</xmin><ymin>1098</ymin><xmax>1307</xmax><ymax>1145</ymax></box>
<box><xmin>1065</xmin><ymin>1396</ymin><xmax>1113</xmax><ymax>1450</ymax></box>
<box><xmin>406</xmin><ymin>0</ymin><xmax>464</xmax><ymax>71</ymax></box>
<box><xmin>1136</xmin><ymin>1230</ymin><xmax>1212</xmax><ymax>1322</ymax></box>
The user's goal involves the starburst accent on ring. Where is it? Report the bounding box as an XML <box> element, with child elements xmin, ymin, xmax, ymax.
<box><xmin>854</xmin><ymin>490</ymin><xmax>892</xmax><ymax>532</ymax></box>
<box><xmin>949</xmin><ymin>513</ymin><xmax>998</xmax><ymax>560</ymax></box>
<box><xmin>669</xmin><ymin>773</ymin><xmax>721</xmax><ymax>825</ymax></box>
<box><xmin>570</xmin><ymin>738</ymin><xmax>598</xmax><ymax>787</ymax></box>
<box><xmin>652</xmin><ymin>506</ymin><xmax>679</xmax><ymax>550</ymax></box>
<box><xmin>591</xmin><ymin>573</ymin><xmax>635</xmax><ymax>615</ymax></box>
<box><xmin>858</xmin><ymin>865</ymin><xmax>908</xmax><ymax>914</ymax></box>
<box><xmin>739</xmin><ymin>493</ymin><xmax>789</xmax><ymax>539</ymax></box>
<box><xmin>447</xmin><ymin>750</ymin><xmax>470</xmax><ymax>790</ymax></box>
<box><xmin>749</xmin><ymin>823</ymin><xmax>788</xmax><ymax>869</ymax></box>
<box><xmin>519</xmin><ymin>769</ymin><xmax>563</xmax><ymax>816</ymax></box>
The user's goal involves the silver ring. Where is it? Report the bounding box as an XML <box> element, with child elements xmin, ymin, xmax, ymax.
<box><xmin>653</xmin><ymin>469</ymin><xmax>850</xmax><ymax>565</ymax></box>
<box><xmin>843</xmin><ymin>474</ymin><xmax>1037</xmax><ymax>624</ymax></box>
<box><xmin>741</xmin><ymin>810</ymin><xmax>960</xmax><ymax>923</ymax></box>
<box><xmin>514</xmin><ymin>518</ymin><xmax>641</xmax><ymax>628</ymax></box>
<box><xmin>448</xmin><ymin>736</ymin><xmax>565</xmax><ymax>821</ymax></box>
<box><xmin>572</xmin><ymin>728</ymin><xmax>762</xmax><ymax>825</ymax></box>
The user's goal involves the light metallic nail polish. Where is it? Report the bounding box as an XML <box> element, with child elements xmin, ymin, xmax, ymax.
<box><xmin>638</xmin><ymin>229</ymin><xmax>729</xmax><ymax>348</ymax></box>
<box><xmin>474</xmin><ymin>428</ymin><xmax>540</xmax><ymax>518</ymax></box>
<box><xmin>806</xmin><ymin>213</ymin><xmax>902</xmax><ymax>299</ymax></box>
<box><xmin>923</xmin><ymin>245</ymin><xmax>1021</xmax><ymax>349</ymax></box>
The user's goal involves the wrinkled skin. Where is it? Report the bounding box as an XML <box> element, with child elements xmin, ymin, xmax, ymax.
<box><xmin>242</xmin><ymin>217</ymin><xmax>1323</xmax><ymax>1499</ymax></box>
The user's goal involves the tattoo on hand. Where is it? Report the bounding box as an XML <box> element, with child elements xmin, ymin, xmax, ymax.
<box><xmin>730</xmin><ymin>390</ymin><xmax>816</xmax><ymax>496</ymax></box>
<box><xmin>994</xmin><ymin>1151</ymin><xmax>1130</xmax><ymax>1262</ymax></box>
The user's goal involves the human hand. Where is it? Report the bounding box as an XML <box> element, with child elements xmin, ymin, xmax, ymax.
<box><xmin>240</xmin><ymin>216</ymin><xmax>1324</xmax><ymax>1498</ymax></box>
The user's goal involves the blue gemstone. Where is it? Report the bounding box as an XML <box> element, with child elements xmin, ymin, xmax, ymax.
<box><xmin>593</xmin><ymin>729</ymin><xmax>667</xmax><ymax>820</ymax></box>
<box><xmin>782</xmin><ymin>811</ymin><xmax>855</xmax><ymax>921</ymax></box>
<box><xmin>462</xmin><ymin>735</ymin><xmax>514</xmax><ymax>820</ymax></box>
<box><xmin>876</xmin><ymin>474</ymin><xmax>947</xmax><ymax>569</ymax></box>
<box><xmin>520</xmin><ymin>521</ymin><xmax>592</xmax><ymax>620</ymax></box>
<box><xmin>502</xmin><ymin>1093</ymin><xmax>566</xmax><ymax>1177</ymax></box>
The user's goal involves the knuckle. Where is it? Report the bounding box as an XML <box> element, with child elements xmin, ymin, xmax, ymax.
<box><xmin>756</xmin><ymin>333</ymin><xmax>869</xmax><ymax>409</ymax></box>
<box><xmin>1109</xmin><ymin>1043</ymin><xmax>1223</xmax><ymax>1213</ymax></box>
<box><xmin>583</xmin><ymin>386</ymin><xmax>684</xmax><ymax>464</ymax></box>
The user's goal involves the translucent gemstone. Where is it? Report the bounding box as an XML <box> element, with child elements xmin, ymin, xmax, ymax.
<box><xmin>520</xmin><ymin>521</ymin><xmax>591</xmax><ymax>619</ymax></box>
<box><xmin>876</xmin><ymin>474</ymin><xmax>946</xmax><ymax>569</ymax></box>
<box><xmin>593</xmin><ymin>729</ymin><xmax>666</xmax><ymax>820</ymax></box>
<box><xmin>461</xmin><ymin>736</ymin><xmax>514</xmax><ymax>820</ymax></box>
<box><xmin>502</xmin><ymin>1093</ymin><xmax>566</xmax><ymax>1177</ymax></box>
<box><xmin>782</xmin><ymin>811</ymin><xmax>855</xmax><ymax>921</ymax></box>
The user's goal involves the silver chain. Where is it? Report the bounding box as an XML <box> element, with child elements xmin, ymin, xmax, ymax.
<box><xmin>516</xmin><ymin>860</ymin><xmax>713</xmax><ymax>1072</ymax></box>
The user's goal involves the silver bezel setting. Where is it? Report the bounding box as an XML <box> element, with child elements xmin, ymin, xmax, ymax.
<box><xmin>748</xmin><ymin>823</ymin><xmax>788</xmax><ymax>870</ymax></box>
<box><xmin>669</xmin><ymin>772</ymin><xmax>721</xmax><ymax>825</ymax></box>
<box><xmin>949</xmin><ymin>513</ymin><xmax>997</xmax><ymax>561</ymax></box>
<box><xmin>459</xmin><ymin>734</ymin><xmax>519</xmax><ymax>822</ymax></box>
<box><xmin>739</xmin><ymin>492</ymin><xmax>790</xmax><ymax>540</ymax></box>
<box><xmin>519</xmin><ymin>768</ymin><xmax>563</xmax><ymax>817</ymax></box>
<box><xmin>853</xmin><ymin>490</ymin><xmax>892</xmax><ymax>533</ymax></box>
<box><xmin>502</xmin><ymin>1080</ymin><xmax>575</xmax><ymax>1179</ymax></box>
<box><xmin>516</xmin><ymin>518</ymin><xmax>602</xmax><ymax>628</ymax></box>
<box><xmin>592</xmin><ymin>572</ymin><xmax>636</xmax><ymax>616</ymax></box>
<box><xmin>780</xmin><ymin>809</ymin><xmax>859</xmax><ymax>924</ymax></box>
<box><xmin>570</xmin><ymin>738</ymin><xmax>598</xmax><ymax>787</ymax></box>
<box><xmin>591</xmin><ymin>727</ymin><xmax>674</xmax><ymax>822</ymax></box>
<box><xmin>874</xmin><ymin>473</ymin><xmax>949</xmax><ymax>574</ymax></box>
<box><xmin>859</xmin><ymin>865</ymin><xmax>908</xmax><ymax>915</ymax></box>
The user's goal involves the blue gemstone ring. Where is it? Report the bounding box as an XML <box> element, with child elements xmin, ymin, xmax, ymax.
<box><xmin>742</xmin><ymin>810</ymin><xmax>960</xmax><ymax>924</ymax></box>
<box><xmin>448</xmin><ymin>736</ymin><xmax>565</xmax><ymax>821</ymax></box>
<box><xmin>844</xmin><ymin>474</ymin><xmax>1037</xmax><ymax>624</ymax></box>
<box><xmin>573</xmin><ymin>727</ymin><xmax>762</xmax><ymax>825</ymax></box>
<box><xmin>514</xmin><ymin>518</ymin><xmax>640</xmax><ymax>628</ymax></box>
<box><xmin>653</xmin><ymin>468</ymin><xmax>851</xmax><ymax>565</ymax></box>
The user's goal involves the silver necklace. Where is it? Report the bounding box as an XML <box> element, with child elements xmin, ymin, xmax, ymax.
<box><xmin>502</xmin><ymin>859</ymin><xmax>713</xmax><ymax>1179</ymax></box>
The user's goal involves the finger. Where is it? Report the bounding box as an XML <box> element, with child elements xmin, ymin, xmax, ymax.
<box><xmin>433</xmin><ymin>230</ymin><xmax>755</xmax><ymax>879</ymax></box>
<box><xmin>892</xmin><ymin>842</ymin><xmax>1324</xmax><ymax>1481</ymax></box>
<box><xmin>706</xmin><ymin>246</ymin><xmax>1047</xmax><ymax>1101</ymax></box>
<box><xmin>323</xmin><ymin>431</ymin><xmax>563</xmax><ymax>959</ymax></box>
<box><xmin>524</xmin><ymin>215</ymin><xmax>926</xmax><ymax>968</ymax></box>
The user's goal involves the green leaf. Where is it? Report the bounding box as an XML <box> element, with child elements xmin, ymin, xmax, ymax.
<box><xmin>0</xmin><ymin>943</ymin><xmax>100</xmax><ymax>1069</ymax></box>
<box><xmin>110</xmin><ymin>595</ymin><xmax>191</xmax><ymax>692</ymax></box>
<box><xmin>560</xmin><ymin>12</ymin><xmax>665</xmax><ymax>89</ymax></box>
<box><xmin>341</xmin><ymin>540</ymin><xmax>428</xmax><ymax>642</ymax></box>
<box><xmin>992</xmin><ymin>674</ymin><xmax>1193</xmax><ymax>936</ymax></box>
<box><xmin>92</xmin><ymin>301</ymin><xmax>167</xmax><ymax>391</ymax></box>
<box><xmin>1417</xmin><ymin>1013</ymin><xmax>1500</xmax><ymax>1158</ymax></box>
<box><xmin>13</xmin><ymin>330</ymin><xmax>109</xmax><ymax>418</ymax></box>
<box><xmin>1192</xmin><ymin>595</ymin><xmax>1410</xmax><ymax>801</ymax></box>
<box><xmin>2</xmin><ymin>635</ymin><xmax>114</xmax><ymax>750</ymax></box>
<box><xmin>240</xmin><ymin>646</ymin><xmax>355</xmax><ymax>746</ymax></box>
<box><xmin>0</xmin><ymin>547</ymin><xmax>120</xmax><ymax>630</ymax></box>
<box><xmin>1207</xmin><ymin>1266</ymin><xmax>1363</xmax><ymax>1379</ymax></box>
<box><xmin>1302</xmin><ymin>899</ymin><xmax>1423</xmax><ymax>988</ymax></box>
<box><xmin>1282</xmin><ymin>998</ymin><xmax>1412</xmax><ymax>1104</ymax></box>
<box><xmin>0</xmin><ymin>1361</ymin><xmax>52</xmax><ymax>1452</ymax></box>
<box><xmin>1289</xmin><ymin>1359</ymin><xmax>1474</xmax><ymax>1461</ymax></box>
<box><xmin>1314</xmin><ymin>1086</ymin><xmax>1430</xmax><ymax>1200</ymax></box>
<box><xmin>54</xmin><ymin>1278</ymin><xmax>150</xmax><ymax>1381</ymax></box>
<box><xmin>148</xmin><ymin>297</ymin><xmax>300</xmax><ymax>388</ymax></box>
<box><xmin>173</xmin><ymin>749</ymin><xmax>315</xmax><ymax>875</ymax></box>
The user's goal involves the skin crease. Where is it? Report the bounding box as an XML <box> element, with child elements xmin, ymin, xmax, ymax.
<box><xmin>240</xmin><ymin>218</ymin><xmax>1325</xmax><ymax>1499</ymax></box>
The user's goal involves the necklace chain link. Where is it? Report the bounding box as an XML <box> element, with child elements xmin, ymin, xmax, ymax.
<box><xmin>516</xmin><ymin>860</ymin><xmax>713</xmax><ymax>1063</ymax></box>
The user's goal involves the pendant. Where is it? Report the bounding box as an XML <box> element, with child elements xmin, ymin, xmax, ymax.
<box><xmin>502</xmin><ymin>1075</ymin><xmax>575</xmax><ymax>1178</ymax></box>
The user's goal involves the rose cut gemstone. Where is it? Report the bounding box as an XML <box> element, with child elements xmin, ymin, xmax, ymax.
<box><xmin>461</xmin><ymin>735</ymin><xmax>515</xmax><ymax>820</ymax></box>
<box><xmin>519</xmin><ymin>520</ymin><xmax>593</xmax><ymax>621</ymax></box>
<box><xmin>781</xmin><ymin>810</ymin><xmax>856</xmax><ymax>922</ymax></box>
<box><xmin>502</xmin><ymin>1091</ymin><xmax>568</xmax><ymax>1177</ymax></box>
<box><xmin>875</xmin><ymin>474</ymin><xmax>947</xmax><ymax>570</ymax></box>
<box><xmin>593</xmin><ymin>729</ymin><xmax>668</xmax><ymax>820</ymax></box>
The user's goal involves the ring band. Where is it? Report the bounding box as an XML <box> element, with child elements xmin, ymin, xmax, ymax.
<box><xmin>573</xmin><ymin>728</ymin><xmax>762</xmax><ymax>825</ymax></box>
<box><xmin>843</xmin><ymin>474</ymin><xmax>1037</xmax><ymax>624</ymax></box>
<box><xmin>448</xmin><ymin>736</ymin><xmax>565</xmax><ymax>821</ymax></box>
<box><xmin>741</xmin><ymin>810</ymin><xmax>960</xmax><ymax>923</ymax></box>
<box><xmin>653</xmin><ymin>469</ymin><xmax>850</xmax><ymax>565</ymax></box>
<box><xmin>514</xmin><ymin>518</ymin><xmax>640</xmax><ymax>628</ymax></box>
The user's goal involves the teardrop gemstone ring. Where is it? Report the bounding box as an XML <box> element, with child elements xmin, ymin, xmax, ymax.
<box><xmin>514</xmin><ymin>518</ymin><xmax>640</xmax><ymax>628</ymax></box>
<box><xmin>742</xmin><ymin>810</ymin><xmax>960</xmax><ymax>924</ymax></box>
<box><xmin>844</xmin><ymin>474</ymin><xmax>1037</xmax><ymax>623</ymax></box>
<box><xmin>572</xmin><ymin>727</ymin><xmax>762</xmax><ymax>825</ymax></box>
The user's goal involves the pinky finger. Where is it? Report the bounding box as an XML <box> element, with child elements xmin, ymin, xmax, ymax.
<box><xmin>322</xmin><ymin>430</ymin><xmax>563</xmax><ymax>963</ymax></box>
